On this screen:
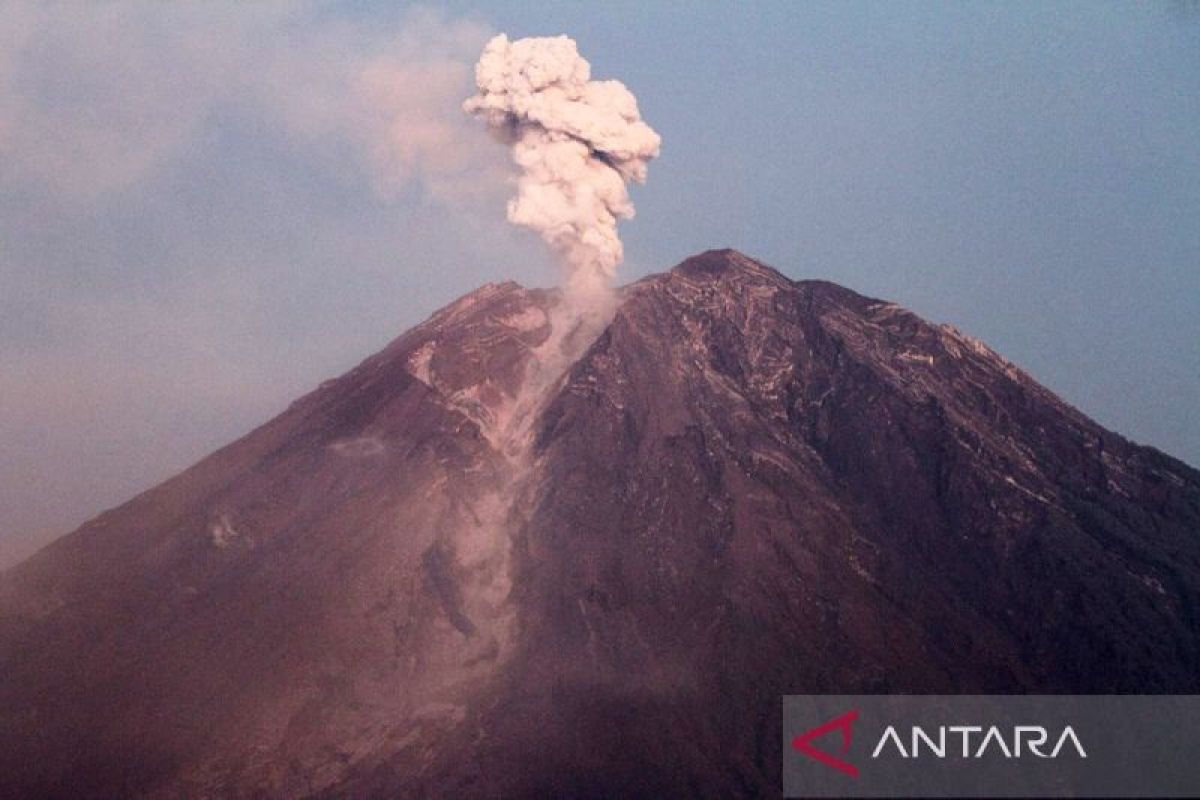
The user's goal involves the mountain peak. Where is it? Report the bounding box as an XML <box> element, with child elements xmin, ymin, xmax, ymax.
<box><xmin>672</xmin><ymin>247</ymin><xmax>785</xmax><ymax>281</ymax></box>
<box><xmin>657</xmin><ymin>249</ymin><xmax>877</xmax><ymax>315</ymax></box>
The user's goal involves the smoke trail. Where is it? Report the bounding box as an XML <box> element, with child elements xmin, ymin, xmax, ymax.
<box><xmin>463</xmin><ymin>34</ymin><xmax>660</xmax><ymax>303</ymax></box>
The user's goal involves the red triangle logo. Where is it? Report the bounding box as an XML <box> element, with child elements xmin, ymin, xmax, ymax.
<box><xmin>791</xmin><ymin>709</ymin><xmax>860</xmax><ymax>778</ymax></box>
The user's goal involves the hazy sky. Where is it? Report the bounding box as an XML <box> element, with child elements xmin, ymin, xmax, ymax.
<box><xmin>1</xmin><ymin>2</ymin><xmax>1197</xmax><ymax>567</ymax></box>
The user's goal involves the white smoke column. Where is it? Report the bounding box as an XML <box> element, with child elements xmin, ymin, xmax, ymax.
<box><xmin>463</xmin><ymin>34</ymin><xmax>660</xmax><ymax>305</ymax></box>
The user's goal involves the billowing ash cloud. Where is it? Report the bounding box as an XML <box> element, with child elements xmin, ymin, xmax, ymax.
<box><xmin>464</xmin><ymin>34</ymin><xmax>661</xmax><ymax>300</ymax></box>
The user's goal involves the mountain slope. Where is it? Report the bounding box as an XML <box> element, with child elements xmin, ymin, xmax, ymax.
<box><xmin>2</xmin><ymin>250</ymin><xmax>1198</xmax><ymax>798</ymax></box>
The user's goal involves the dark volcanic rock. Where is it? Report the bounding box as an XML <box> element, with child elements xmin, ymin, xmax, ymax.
<box><xmin>2</xmin><ymin>249</ymin><xmax>1198</xmax><ymax>798</ymax></box>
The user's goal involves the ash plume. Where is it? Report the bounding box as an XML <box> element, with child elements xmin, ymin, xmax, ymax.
<box><xmin>463</xmin><ymin>34</ymin><xmax>661</xmax><ymax>304</ymax></box>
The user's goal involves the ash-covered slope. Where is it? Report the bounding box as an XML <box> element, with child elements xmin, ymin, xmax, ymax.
<box><xmin>0</xmin><ymin>279</ymin><xmax>561</xmax><ymax>797</ymax></box>
<box><xmin>3</xmin><ymin>250</ymin><xmax>1199</xmax><ymax>798</ymax></box>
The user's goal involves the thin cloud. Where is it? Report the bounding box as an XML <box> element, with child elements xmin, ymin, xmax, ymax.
<box><xmin>0</xmin><ymin>4</ymin><xmax>531</xmax><ymax>567</ymax></box>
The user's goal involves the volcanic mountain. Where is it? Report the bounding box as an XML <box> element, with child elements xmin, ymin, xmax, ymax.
<box><xmin>2</xmin><ymin>249</ymin><xmax>1198</xmax><ymax>798</ymax></box>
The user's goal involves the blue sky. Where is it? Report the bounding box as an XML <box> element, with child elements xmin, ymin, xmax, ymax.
<box><xmin>1</xmin><ymin>2</ymin><xmax>1197</xmax><ymax>565</ymax></box>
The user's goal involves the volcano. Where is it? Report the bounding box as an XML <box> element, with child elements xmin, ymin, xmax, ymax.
<box><xmin>2</xmin><ymin>250</ymin><xmax>1198</xmax><ymax>798</ymax></box>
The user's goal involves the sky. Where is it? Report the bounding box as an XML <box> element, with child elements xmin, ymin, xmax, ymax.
<box><xmin>1</xmin><ymin>1</ymin><xmax>1197</xmax><ymax>567</ymax></box>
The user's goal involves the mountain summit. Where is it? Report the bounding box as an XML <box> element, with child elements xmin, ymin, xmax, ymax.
<box><xmin>3</xmin><ymin>250</ymin><xmax>1198</xmax><ymax>797</ymax></box>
